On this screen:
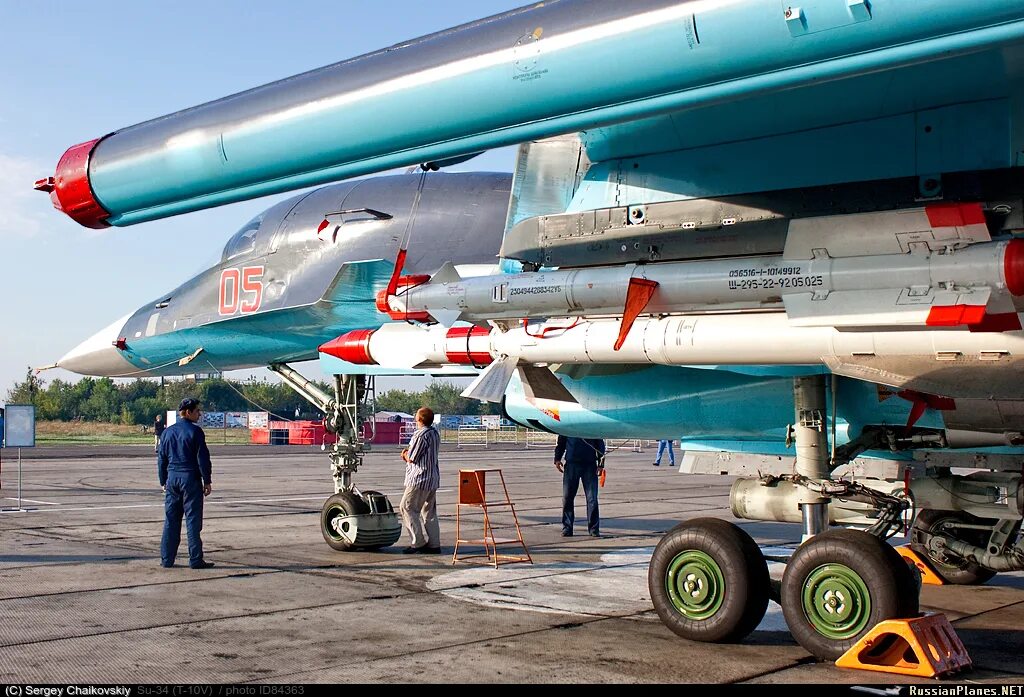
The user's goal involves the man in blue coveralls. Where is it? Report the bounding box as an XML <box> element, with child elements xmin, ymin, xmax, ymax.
<box><xmin>158</xmin><ymin>398</ymin><xmax>214</xmax><ymax>569</ymax></box>
<box><xmin>554</xmin><ymin>435</ymin><xmax>605</xmax><ymax>537</ymax></box>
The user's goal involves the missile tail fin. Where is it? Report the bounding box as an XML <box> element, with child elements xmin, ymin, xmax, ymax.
<box><xmin>430</xmin><ymin>261</ymin><xmax>462</xmax><ymax>285</ymax></box>
<box><xmin>518</xmin><ymin>365</ymin><xmax>578</xmax><ymax>404</ymax></box>
<box><xmin>461</xmin><ymin>355</ymin><xmax>518</xmax><ymax>403</ymax></box>
<box><xmin>430</xmin><ymin>309</ymin><xmax>463</xmax><ymax>327</ymax></box>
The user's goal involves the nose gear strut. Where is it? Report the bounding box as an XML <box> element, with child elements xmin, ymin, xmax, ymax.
<box><xmin>268</xmin><ymin>363</ymin><xmax>402</xmax><ymax>550</ymax></box>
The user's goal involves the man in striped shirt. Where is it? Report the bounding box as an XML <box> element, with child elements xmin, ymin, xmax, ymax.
<box><xmin>399</xmin><ymin>407</ymin><xmax>442</xmax><ymax>554</ymax></box>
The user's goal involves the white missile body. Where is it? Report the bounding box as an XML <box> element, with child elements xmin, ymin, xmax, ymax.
<box><xmin>385</xmin><ymin>238</ymin><xmax>1024</xmax><ymax>330</ymax></box>
<box><xmin>332</xmin><ymin>315</ymin><xmax>1024</xmax><ymax>368</ymax></box>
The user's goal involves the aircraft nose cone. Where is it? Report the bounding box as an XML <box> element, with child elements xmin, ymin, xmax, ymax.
<box><xmin>57</xmin><ymin>314</ymin><xmax>138</xmax><ymax>376</ymax></box>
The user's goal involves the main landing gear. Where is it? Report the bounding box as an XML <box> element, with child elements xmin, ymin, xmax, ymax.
<box><xmin>269</xmin><ymin>364</ymin><xmax>402</xmax><ymax>551</ymax></box>
<box><xmin>648</xmin><ymin>522</ymin><xmax>920</xmax><ymax>660</ymax></box>
<box><xmin>649</xmin><ymin>375</ymin><xmax>924</xmax><ymax>660</ymax></box>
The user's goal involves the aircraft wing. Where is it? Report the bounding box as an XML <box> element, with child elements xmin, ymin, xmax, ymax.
<box><xmin>38</xmin><ymin>0</ymin><xmax>1024</xmax><ymax>228</ymax></box>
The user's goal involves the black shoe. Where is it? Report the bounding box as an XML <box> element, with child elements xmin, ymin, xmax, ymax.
<box><xmin>190</xmin><ymin>560</ymin><xmax>215</xmax><ymax>569</ymax></box>
<box><xmin>589</xmin><ymin>531</ymin><xmax>602</xmax><ymax>538</ymax></box>
<box><xmin>561</xmin><ymin>530</ymin><xmax>573</xmax><ymax>537</ymax></box>
<box><xmin>402</xmin><ymin>546</ymin><xmax>421</xmax><ymax>554</ymax></box>
<box><xmin>160</xmin><ymin>562</ymin><xmax>174</xmax><ymax>568</ymax></box>
<box><xmin>652</xmin><ymin>462</ymin><xmax>660</xmax><ymax>466</ymax></box>
<box><xmin>420</xmin><ymin>547</ymin><xmax>442</xmax><ymax>555</ymax></box>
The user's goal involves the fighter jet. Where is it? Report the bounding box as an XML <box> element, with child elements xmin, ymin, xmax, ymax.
<box><xmin>41</xmin><ymin>0</ymin><xmax>1024</xmax><ymax>662</ymax></box>
<box><xmin>55</xmin><ymin>171</ymin><xmax>512</xmax><ymax>378</ymax></box>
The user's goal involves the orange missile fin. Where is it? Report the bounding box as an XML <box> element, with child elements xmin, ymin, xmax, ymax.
<box><xmin>614</xmin><ymin>277</ymin><xmax>659</xmax><ymax>351</ymax></box>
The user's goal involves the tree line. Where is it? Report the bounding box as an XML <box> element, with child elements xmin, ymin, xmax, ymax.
<box><xmin>4</xmin><ymin>368</ymin><xmax>494</xmax><ymax>425</ymax></box>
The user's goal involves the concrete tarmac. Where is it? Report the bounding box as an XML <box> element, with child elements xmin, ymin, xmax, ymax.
<box><xmin>1</xmin><ymin>444</ymin><xmax>1023</xmax><ymax>684</ymax></box>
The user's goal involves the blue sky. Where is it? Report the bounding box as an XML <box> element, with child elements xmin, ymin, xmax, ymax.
<box><xmin>0</xmin><ymin>1</ymin><xmax>524</xmax><ymax>398</ymax></box>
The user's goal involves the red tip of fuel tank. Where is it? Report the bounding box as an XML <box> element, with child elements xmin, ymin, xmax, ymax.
<box><xmin>1005</xmin><ymin>239</ymin><xmax>1024</xmax><ymax>296</ymax></box>
<box><xmin>319</xmin><ymin>330</ymin><xmax>376</xmax><ymax>364</ymax></box>
<box><xmin>48</xmin><ymin>138</ymin><xmax>111</xmax><ymax>229</ymax></box>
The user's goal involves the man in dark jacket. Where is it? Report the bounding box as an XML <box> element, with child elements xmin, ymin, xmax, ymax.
<box><xmin>158</xmin><ymin>398</ymin><xmax>214</xmax><ymax>569</ymax></box>
<box><xmin>153</xmin><ymin>414</ymin><xmax>165</xmax><ymax>453</ymax></box>
<box><xmin>554</xmin><ymin>435</ymin><xmax>605</xmax><ymax>537</ymax></box>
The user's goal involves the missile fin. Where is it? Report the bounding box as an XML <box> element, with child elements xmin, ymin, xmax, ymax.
<box><xmin>784</xmin><ymin>288</ymin><xmax>994</xmax><ymax>328</ymax></box>
<box><xmin>461</xmin><ymin>355</ymin><xmax>518</xmax><ymax>403</ymax></box>
<box><xmin>430</xmin><ymin>261</ymin><xmax>462</xmax><ymax>285</ymax></box>
<box><xmin>967</xmin><ymin>291</ymin><xmax>1023</xmax><ymax>332</ymax></box>
<box><xmin>784</xmin><ymin>204</ymin><xmax>990</xmax><ymax>260</ymax></box>
<box><xmin>430</xmin><ymin>309</ymin><xmax>463</xmax><ymax>327</ymax></box>
<box><xmin>518</xmin><ymin>365</ymin><xmax>578</xmax><ymax>404</ymax></box>
<box><xmin>614</xmin><ymin>277</ymin><xmax>659</xmax><ymax>350</ymax></box>
<box><xmin>420</xmin><ymin>262</ymin><xmax>463</xmax><ymax>325</ymax></box>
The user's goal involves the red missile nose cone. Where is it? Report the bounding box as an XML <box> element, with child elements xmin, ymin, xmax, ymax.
<box><xmin>1005</xmin><ymin>239</ymin><xmax>1024</xmax><ymax>296</ymax></box>
<box><xmin>49</xmin><ymin>138</ymin><xmax>112</xmax><ymax>229</ymax></box>
<box><xmin>319</xmin><ymin>330</ymin><xmax>375</xmax><ymax>364</ymax></box>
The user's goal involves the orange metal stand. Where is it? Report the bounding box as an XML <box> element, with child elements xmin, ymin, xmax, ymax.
<box><xmin>452</xmin><ymin>468</ymin><xmax>532</xmax><ymax>568</ymax></box>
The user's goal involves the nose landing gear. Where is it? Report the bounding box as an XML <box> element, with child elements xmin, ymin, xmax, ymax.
<box><xmin>270</xmin><ymin>364</ymin><xmax>402</xmax><ymax>552</ymax></box>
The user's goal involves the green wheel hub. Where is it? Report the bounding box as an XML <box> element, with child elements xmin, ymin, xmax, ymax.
<box><xmin>665</xmin><ymin>550</ymin><xmax>725</xmax><ymax>620</ymax></box>
<box><xmin>802</xmin><ymin>563</ymin><xmax>872</xmax><ymax>639</ymax></box>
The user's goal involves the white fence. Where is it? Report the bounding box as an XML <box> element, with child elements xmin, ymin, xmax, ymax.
<box><xmin>456</xmin><ymin>425</ymin><xmax>489</xmax><ymax>447</ymax></box>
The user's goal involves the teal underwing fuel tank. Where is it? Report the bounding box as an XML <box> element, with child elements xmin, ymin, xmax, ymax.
<box><xmin>37</xmin><ymin>0</ymin><xmax>1024</xmax><ymax>228</ymax></box>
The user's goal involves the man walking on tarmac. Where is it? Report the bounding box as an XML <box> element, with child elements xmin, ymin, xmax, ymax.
<box><xmin>158</xmin><ymin>398</ymin><xmax>214</xmax><ymax>569</ymax></box>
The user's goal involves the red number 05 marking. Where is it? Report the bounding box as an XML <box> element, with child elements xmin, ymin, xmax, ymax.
<box><xmin>219</xmin><ymin>266</ymin><xmax>264</xmax><ymax>316</ymax></box>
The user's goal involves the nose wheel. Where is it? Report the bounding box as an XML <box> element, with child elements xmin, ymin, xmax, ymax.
<box><xmin>320</xmin><ymin>491</ymin><xmax>402</xmax><ymax>551</ymax></box>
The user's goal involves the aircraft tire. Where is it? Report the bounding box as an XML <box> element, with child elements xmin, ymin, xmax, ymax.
<box><xmin>781</xmin><ymin>528</ymin><xmax>911</xmax><ymax>661</ymax></box>
<box><xmin>818</xmin><ymin>527</ymin><xmax>920</xmax><ymax>618</ymax></box>
<box><xmin>357</xmin><ymin>490</ymin><xmax>394</xmax><ymax>551</ymax></box>
<box><xmin>648</xmin><ymin>518</ymin><xmax>769</xmax><ymax>643</ymax></box>
<box><xmin>910</xmin><ymin>510</ymin><xmax>998</xmax><ymax>585</ymax></box>
<box><xmin>320</xmin><ymin>492</ymin><xmax>371</xmax><ymax>551</ymax></box>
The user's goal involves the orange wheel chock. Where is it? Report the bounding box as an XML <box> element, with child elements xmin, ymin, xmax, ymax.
<box><xmin>895</xmin><ymin>545</ymin><xmax>946</xmax><ymax>586</ymax></box>
<box><xmin>836</xmin><ymin>613</ymin><xmax>972</xmax><ymax>678</ymax></box>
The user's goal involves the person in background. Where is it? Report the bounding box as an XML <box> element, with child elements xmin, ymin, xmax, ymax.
<box><xmin>399</xmin><ymin>407</ymin><xmax>442</xmax><ymax>554</ymax></box>
<box><xmin>158</xmin><ymin>398</ymin><xmax>214</xmax><ymax>569</ymax></box>
<box><xmin>653</xmin><ymin>439</ymin><xmax>675</xmax><ymax>467</ymax></box>
<box><xmin>554</xmin><ymin>435</ymin><xmax>605</xmax><ymax>537</ymax></box>
<box><xmin>153</xmin><ymin>413</ymin><xmax>166</xmax><ymax>453</ymax></box>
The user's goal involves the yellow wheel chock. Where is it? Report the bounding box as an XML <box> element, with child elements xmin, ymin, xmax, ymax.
<box><xmin>895</xmin><ymin>545</ymin><xmax>945</xmax><ymax>586</ymax></box>
<box><xmin>836</xmin><ymin>613</ymin><xmax>972</xmax><ymax>678</ymax></box>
